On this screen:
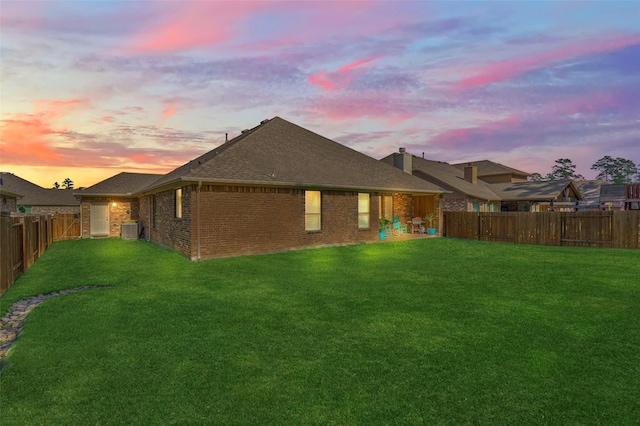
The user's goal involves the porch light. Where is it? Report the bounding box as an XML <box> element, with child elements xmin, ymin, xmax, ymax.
<box><xmin>112</xmin><ymin>202</ymin><xmax>117</xmax><ymax>207</ymax></box>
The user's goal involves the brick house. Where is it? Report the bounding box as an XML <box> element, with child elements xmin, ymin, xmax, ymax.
<box><xmin>80</xmin><ymin>117</ymin><xmax>446</xmax><ymax>260</ymax></box>
<box><xmin>74</xmin><ymin>172</ymin><xmax>162</xmax><ymax>237</ymax></box>
<box><xmin>382</xmin><ymin>151</ymin><xmax>583</xmax><ymax>212</ymax></box>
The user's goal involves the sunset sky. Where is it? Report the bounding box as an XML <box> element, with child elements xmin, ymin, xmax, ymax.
<box><xmin>1</xmin><ymin>0</ymin><xmax>639</xmax><ymax>188</ymax></box>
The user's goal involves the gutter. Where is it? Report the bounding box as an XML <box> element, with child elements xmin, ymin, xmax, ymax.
<box><xmin>145</xmin><ymin>176</ymin><xmax>449</xmax><ymax>195</ymax></box>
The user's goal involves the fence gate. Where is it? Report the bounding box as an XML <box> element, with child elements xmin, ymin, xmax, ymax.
<box><xmin>52</xmin><ymin>214</ymin><xmax>81</xmax><ymax>241</ymax></box>
<box><xmin>560</xmin><ymin>213</ymin><xmax>613</xmax><ymax>247</ymax></box>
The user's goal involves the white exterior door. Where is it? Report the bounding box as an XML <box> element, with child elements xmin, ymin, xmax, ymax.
<box><xmin>90</xmin><ymin>204</ymin><xmax>109</xmax><ymax>236</ymax></box>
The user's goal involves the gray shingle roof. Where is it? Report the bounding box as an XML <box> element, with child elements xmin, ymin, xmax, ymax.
<box><xmin>381</xmin><ymin>156</ymin><xmax>500</xmax><ymax>200</ymax></box>
<box><xmin>599</xmin><ymin>184</ymin><xmax>626</xmax><ymax>202</ymax></box>
<box><xmin>77</xmin><ymin>172</ymin><xmax>163</xmax><ymax>196</ymax></box>
<box><xmin>145</xmin><ymin>117</ymin><xmax>446</xmax><ymax>194</ymax></box>
<box><xmin>0</xmin><ymin>172</ymin><xmax>78</xmax><ymax>206</ymax></box>
<box><xmin>575</xmin><ymin>180</ymin><xmax>608</xmax><ymax>206</ymax></box>
<box><xmin>490</xmin><ymin>180</ymin><xmax>583</xmax><ymax>201</ymax></box>
<box><xmin>451</xmin><ymin>160</ymin><xmax>530</xmax><ymax>178</ymax></box>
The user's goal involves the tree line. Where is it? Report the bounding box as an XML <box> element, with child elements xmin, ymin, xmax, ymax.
<box><xmin>52</xmin><ymin>178</ymin><xmax>74</xmax><ymax>189</ymax></box>
<box><xmin>530</xmin><ymin>157</ymin><xmax>639</xmax><ymax>183</ymax></box>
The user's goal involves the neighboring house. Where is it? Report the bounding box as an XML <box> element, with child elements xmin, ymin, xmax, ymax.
<box><xmin>490</xmin><ymin>180</ymin><xmax>583</xmax><ymax>211</ymax></box>
<box><xmin>80</xmin><ymin>117</ymin><xmax>447</xmax><ymax>260</ymax></box>
<box><xmin>382</xmin><ymin>150</ymin><xmax>583</xmax><ymax>212</ymax></box>
<box><xmin>74</xmin><ymin>172</ymin><xmax>163</xmax><ymax>238</ymax></box>
<box><xmin>0</xmin><ymin>172</ymin><xmax>80</xmax><ymax>214</ymax></box>
<box><xmin>600</xmin><ymin>184</ymin><xmax>640</xmax><ymax>211</ymax></box>
<box><xmin>0</xmin><ymin>180</ymin><xmax>22</xmax><ymax>216</ymax></box>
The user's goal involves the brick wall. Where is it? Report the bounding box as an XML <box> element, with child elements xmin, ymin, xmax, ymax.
<box><xmin>80</xmin><ymin>196</ymin><xmax>141</xmax><ymax>237</ymax></box>
<box><xmin>442</xmin><ymin>196</ymin><xmax>498</xmax><ymax>213</ymax></box>
<box><xmin>392</xmin><ymin>193</ymin><xmax>414</xmax><ymax>223</ymax></box>
<box><xmin>442</xmin><ymin>196</ymin><xmax>469</xmax><ymax>212</ymax></box>
<box><xmin>140</xmin><ymin>187</ymin><xmax>192</xmax><ymax>258</ymax></box>
<box><xmin>144</xmin><ymin>184</ymin><xmax>381</xmax><ymax>260</ymax></box>
<box><xmin>1</xmin><ymin>196</ymin><xmax>17</xmax><ymax>215</ymax></box>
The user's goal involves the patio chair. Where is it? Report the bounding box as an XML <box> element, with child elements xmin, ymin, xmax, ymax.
<box><xmin>392</xmin><ymin>220</ymin><xmax>408</xmax><ymax>236</ymax></box>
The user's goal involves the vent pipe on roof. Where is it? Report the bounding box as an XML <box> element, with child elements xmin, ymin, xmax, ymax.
<box><xmin>225</xmin><ymin>133</ymin><xmax>228</xmax><ymax>143</ymax></box>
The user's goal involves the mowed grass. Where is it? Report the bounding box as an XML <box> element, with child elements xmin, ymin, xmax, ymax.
<box><xmin>1</xmin><ymin>238</ymin><xmax>639</xmax><ymax>425</ymax></box>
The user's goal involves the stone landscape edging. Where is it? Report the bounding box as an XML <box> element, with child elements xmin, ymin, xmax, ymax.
<box><xmin>0</xmin><ymin>286</ymin><xmax>105</xmax><ymax>363</ymax></box>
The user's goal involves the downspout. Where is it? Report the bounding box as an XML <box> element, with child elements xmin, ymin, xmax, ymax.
<box><xmin>147</xmin><ymin>195</ymin><xmax>151</xmax><ymax>242</ymax></box>
<box><xmin>197</xmin><ymin>180</ymin><xmax>202</xmax><ymax>261</ymax></box>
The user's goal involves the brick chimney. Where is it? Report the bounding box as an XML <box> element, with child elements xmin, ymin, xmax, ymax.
<box><xmin>464</xmin><ymin>163</ymin><xmax>478</xmax><ymax>184</ymax></box>
<box><xmin>393</xmin><ymin>148</ymin><xmax>413</xmax><ymax>174</ymax></box>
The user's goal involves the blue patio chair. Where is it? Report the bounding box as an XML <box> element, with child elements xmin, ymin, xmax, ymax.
<box><xmin>392</xmin><ymin>220</ymin><xmax>408</xmax><ymax>236</ymax></box>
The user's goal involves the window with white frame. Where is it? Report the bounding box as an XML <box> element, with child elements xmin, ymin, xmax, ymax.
<box><xmin>305</xmin><ymin>190</ymin><xmax>321</xmax><ymax>231</ymax></box>
<box><xmin>358</xmin><ymin>193</ymin><xmax>370</xmax><ymax>229</ymax></box>
<box><xmin>175</xmin><ymin>188</ymin><xmax>182</xmax><ymax>218</ymax></box>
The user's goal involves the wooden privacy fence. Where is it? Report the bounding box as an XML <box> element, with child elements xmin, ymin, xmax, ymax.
<box><xmin>443</xmin><ymin>211</ymin><xmax>640</xmax><ymax>249</ymax></box>
<box><xmin>52</xmin><ymin>213</ymin><xmax>81</xmax><ymax>241</ymax></box>
<box><xmin>0</xmin><ymin>214</ymin><xmax>80</xmax><ymax>295</ymax></box>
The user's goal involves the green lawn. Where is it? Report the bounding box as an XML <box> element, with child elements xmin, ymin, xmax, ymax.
<box><xmin>1</xmin><ymin>238</ymin><xmax>639</xmax><ymax>425</ymax></box>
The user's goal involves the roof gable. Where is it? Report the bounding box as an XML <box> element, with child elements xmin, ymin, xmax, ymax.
<box><xmin>146</xmin><ymin>117</ymin><xmax>445</xmax><ymax>194</ymax></box>
<box><xmin>78</xmin><ymin>172</ymin><xmax>163</xmax><ymax>196</ymax></box>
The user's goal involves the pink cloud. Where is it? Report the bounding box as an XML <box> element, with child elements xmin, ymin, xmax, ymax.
<box><xmin>127</xmin><ymin>2</ymin><xmax>271</xmax><ymax>54</ymax></box>
<box><xmin>308</xmin><ymin>57</ymin><xmax>379</xmax><ymax>91</ymax></box>
<box><xmin>0</xmin><ymin>115</ymin><xmax>64</xmax><ymax>164</ymax></box>
<box><xmin>162</xmin><ymin>102</ymin><xmax>177</xmax><ymax>119</ymax></box>
<box><xmin>457</xmin><ymin>34</ymin><xmax>640</xmax><ymax>89</ymax></box>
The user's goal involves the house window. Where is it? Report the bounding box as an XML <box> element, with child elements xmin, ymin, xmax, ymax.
<box><xmin>472</xmin><ymin>202</ymin><xmax>479</xmax><ymax>212</ymax></box>
<box><xmin>175</xmin><ymin>188</ymin><xmax>182</xmax><ymax>218</ymax></box>
<box><xmin>305</xmin><ymin>190</ymin><xmax>321</xmax><ymax>231</ymax></box>
<box><xmin>358</xmin><ymin>193</ymin><xmax>370</xmax><ymax>229</ymax></box>
<box><xmin>18</xmin><ymin>205</ymin><xmax>32</xmax><ymax>214</ymax></box>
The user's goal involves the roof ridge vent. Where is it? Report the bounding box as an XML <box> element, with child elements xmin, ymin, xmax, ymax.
<box><xmin>260</xmin><ymin>119</ymin><xmax>270</xmax><ymax>124</ymax></box>
<box><xmin>241</xmin><ymin>129</ymin><xmax>249</xmax><ymax>134</ymax></box>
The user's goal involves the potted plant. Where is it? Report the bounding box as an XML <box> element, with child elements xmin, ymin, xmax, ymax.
<box><xmin>423</xmin><ymin>213</ymin><xmax>436</xmax><ymax>235</ymax></box>
<box><xmin>378</xmin><ymin>217</ymin><xmax>390</xmax><ymax>240</ymax></box>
